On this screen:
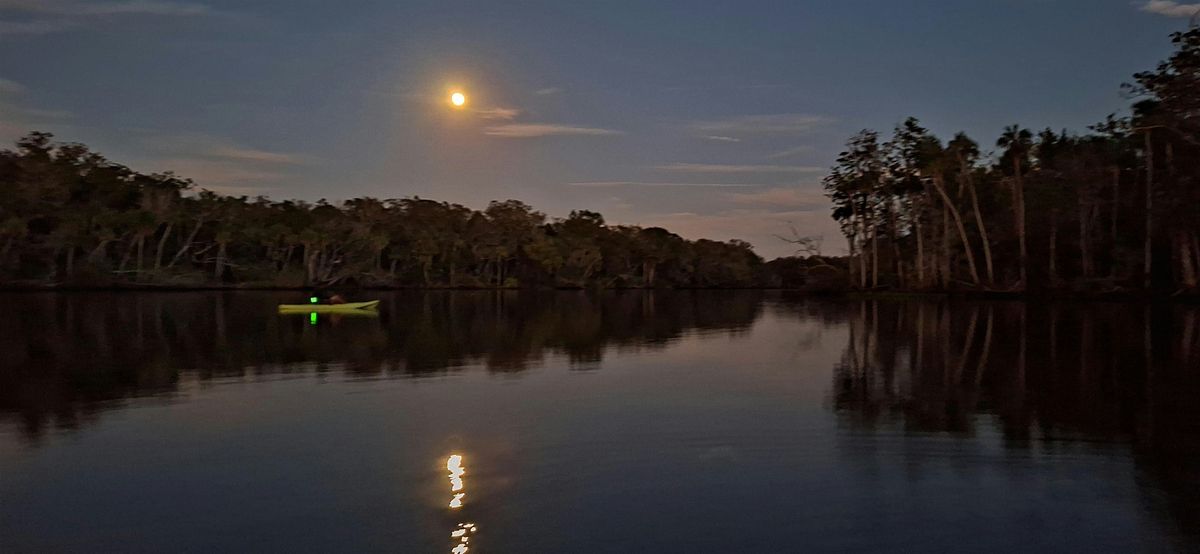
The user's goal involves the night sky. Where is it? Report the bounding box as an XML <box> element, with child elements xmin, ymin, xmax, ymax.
<box><xmin>0</xmin><ymin>0</ymin><xmax>1195</xmax><ymax>258</ymax></box>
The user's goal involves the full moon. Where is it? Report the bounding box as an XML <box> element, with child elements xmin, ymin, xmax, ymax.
<box><xmin>450</xmin><ymin>91</ymin><xmax>466</xmax><ymax>107</ymax></box>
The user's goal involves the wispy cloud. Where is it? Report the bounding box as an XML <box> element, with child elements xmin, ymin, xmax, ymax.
<box><xmin>484</xmin><ymin>123</ymin><xmax>622</xmax><ymax>138</ymax></box>
<box><xmin>476</xmin><ymin>107</ymin><xmax>520</xmax><ymax>121</ymax></box>
<box><xmin>1139</xmin><ymin>1</ymin><xmax>1200</xmax><ymax>17</ymax></box>
<box><xmin>727</xmin><ymin>187</ymin><xmax>828</xmax><ymax>211</ymax></box>
<box><xmin>656</xmin><ymin>162</ymin><xmax>824</xmax><ymax>174</ymax></box>
<box><xmin>0</xmin><ymin>18</ymin><xmax>76</xmax><ymax>36</ymax></box>
<box><xmin>692</xmin><ymin>113</ymin><xmax>831</xmax><ymax>135</ymax></box>
<box><xmin>126</xmin><ymin>133</ymin><xmax>305</xmax><ymax>191</ymax></box>
<box><xmin>0</xmin><ymin>78</ymin><xmax>73</xmax><ymax>138</ymax></box>
<box><xmin>144</xmin><ymin>157</ymin><xmax>284</xmax><ymax>193</ymax></box>
<box><xmin>0</xmin><ymin>77</ymin><xmax>25</xmax><ymax>94</ymax></box>
<box><xmin>701</xmin><ymin>135</ymin><xmax>741</xmax><ymax>143</ymax></box>
<box><xmin>765</xmin><ymin>145</ymin><xmax>813</xmax><ymax>160</ymax></box>
<box><xmin>568</xmin><ymin>181</ymin><xmax>763</xmax><ymax>188</ymax></box>
<box><xmin>640</xmin><ymin>208</ymin><xmax>845</xmax><ymax>258</ymax></box>
<box><xmin>535</xmin><ymin>87</ymin><xmax>563</xmax><ymax>96</ymax></box>
<box><xmin>0</xmin><ymin>0</ymin><xmax>210</xmax><ymax>38</ymax></box>
<box><xmin>0</xmin><ymin>0</ymin><xmax>209</xmax><ymax>16</ymax></box>
<box><xmin>206</xmin><ymin>145</ymin><xmax>303</xmax><ymax>165</ymax></box>
<box><xmin>146</xmin><ymin>133</ymin><xmax>304</xmax><ymax>165</ymax></box>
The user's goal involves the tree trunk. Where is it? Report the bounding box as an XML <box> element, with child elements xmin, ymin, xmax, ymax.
<box><xmin>888</xmin><ymin>203</ymin><xmax>903</xmax><ymax>288</ymax></box>
<box><xmin>1012</xmin><ymin>160</ymin><xmax>1028</xmax><ymax>290</ymax></box>
<box><xmin>1143</xmin><ymin>130</ymin><xmax>1154</xmax><ymax>290</ymax></box>
<box><xmin>941</xmin><ymin>205</ymin><xmax>951</xmax><ymax>288</ymax></box>
<box><xmin>66</xmin><ymin>247</ymin><xmax>75</xmax><ymax>276</ymax></box>
<box><xmin>88</xmin><ymin>240</ymin><xmax>111</xmax><ymax>263</ymax></box>
<box><xmin>1179</xmin><ymin>231</ymin><xmax>1197</xmax><ymax>289</ymax></box>
<box><xmin>168</xmin><ymin>219</ymin><xmax>204</xmax><ymax>268</ymax></box>
<box><xmin>1080</xmin><ymin>198</ymin><xmax>1094</xmax><ymax>279</ymax></box>
<box><xmin>154</xmin><ymin>222</ymin><xmax>173</xmax><ymax>271</ymax></box>
<box><xmin>870</xmin><ymin>213</ymin><xmax>879</xmax><ymax>288</ymax></box>
<box><xmin>857</xmin><ymin>222</ymin><xmax>866</xmax><ymax>289</ymax></box>
<box><xmin>136</xmin><ymin>234</ymin><xmax>145</xmax><ymax>280</ymax></box>
<box><xmin>915</xmin><ymin>215</ymin><xmax>925</xmax><ymax>288</ymax></box>
<box><xmin>306</xmin><ymin>248</ymin><xmax>318</xmax><ymax>284</ymax></box>
<box><xmin>1049</xmin><ymin>211</ymin><xmax>1059</xmax><ymax>286</ymax></box>
<box><xmin>118</xmin><ymin>239</ymin><xmax>136</xmax><ymax>272</ymax></box>
<box><xmin>1110</xmin><ymin>167</ymin><xmax>1120</xmax><ymax>278</ymax></box>
<box><xmin>932</xmin><ymin>176</ymin><xmax>980</xmax><ymax>286</ymax></box>
<box><xmin>965</xmin><ymin>178</ymin><xmax>995</xmax><ymax>285</ymax></box>
<box><xmin>214</xmin><ymin>241</ymin><xmax>227</xmax><ymax>280</ymax></box>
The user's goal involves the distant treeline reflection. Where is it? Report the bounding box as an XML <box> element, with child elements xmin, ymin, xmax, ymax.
<box><xmin>831</xmin><ymin>299</ymin><xmax>1200</xmax><ymax>541</ymax></box>
<box><xmin>0</xmin><ymin>291</ymin><xmax>763</xmax><ymax>440</ymax></box>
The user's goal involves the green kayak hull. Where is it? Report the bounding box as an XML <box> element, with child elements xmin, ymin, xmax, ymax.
<box><xmin>278</xmin><ymin>300</ymin><xmax>380</xmax><ymax>313</ymax></box>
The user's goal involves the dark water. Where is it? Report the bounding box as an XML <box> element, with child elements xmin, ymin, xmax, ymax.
<box><xmin>1</xmin><ymin>292</ymin><xmax>1198</xmax><ymax>553</ymax></box>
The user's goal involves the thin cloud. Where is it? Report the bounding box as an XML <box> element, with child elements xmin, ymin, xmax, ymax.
<box><xmin>765</xmin><ymin>145</ymin><xmax>814</xmax><ymax>159</ymax></box>
<box><xmin>701</xmin><ymin>135</ymin><xmax>741</xmax><ymax>143</ymax></box>
<box><xmin>484</xmin><ymin>124</ymin><xmax>622</xmax><ymax>138</ymax></box>
<box><xmin>657</xmin><ymin>162</ymin><xmax>825</xmax><ymax>174</ymax></box>
<box><xmin>0</xmin><ymin>77</ymin><xmax>25</xmax><ymax>94</ymax></box>
<box><xmin>568</xmin><ymin>181</ymin><xmax>763</xmax><ymax>188</ymax></box>
<box><xmin>0</xmin><ymin>79</ymin><xmax>73</xmax><ymax>137</ymax></box>
<box><xmin>642</xmin><ymin>208</ymin><xmax>845</xmax><ymax>259</ymax></box>
<box><xmin>692</xmin><ymin>113</ymin><xmax>831</xmax><ymax>135</ymax></box>
<box><xmin>535</xmin><ymin>87</ymin><xmax>563</xmax><ymax>95</ymax></box>
<box><xmin>147</xmin><ymin>157</ymin><xmax>286</xmax><ymax>188</ymax></box>
<box><xmin>1139</xmin><ymin>1</ymin><xmax>1200</xmax><ymax>17</ymax></box>
<box><xmin>207</xmin><ymin>145</ymin><xmax>303</xmax><ymax>165</ymax></box>
<box><xmin>147</xmin><ymin>133</ymin><xmax>304</xmax><ymax>165</ymax></box>
<box><xmin>0</xmin><ymin>19</ymin><xmax>76</xmax><ymax>36</ymax></box>
<box><xmin>727</xmin><ymin>187</ymin><xmax>829</xmax><ymax>211</ymax></box>
<box><xmin>0</xmin><ymin>0</ymin><xmax>209</xmax><ymax>16</ymax></box>
<box><xmin>20</xmin><ymin>107</ymin><xmax>71</xmax><ymax>119</ymax></box>
<box><xmin>476</xmin><ymin>107</ymin><xmax>520</xmax><ymax>121</ymax></box>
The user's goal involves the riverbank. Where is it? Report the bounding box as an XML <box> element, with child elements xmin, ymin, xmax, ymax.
<box><xmin>3</xmin><ymin>282</ymin><xmax>1197</xmax><ymax>303</ymax></box>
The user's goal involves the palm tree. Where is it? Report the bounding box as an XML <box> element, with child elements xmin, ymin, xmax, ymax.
<box><xmin>997</xmin><ymin>125</ymin><xmax>1032</xmax><ymax>289</ymax></box>
<box><xmin>948</xmin><ymin>133</ymin><xmax>995</xmax><ymax>285</ymax></box>
<box><xmin>926</xmin><ymin>147</ymin><xmax>981</xmax><ymax>287</ymax></box>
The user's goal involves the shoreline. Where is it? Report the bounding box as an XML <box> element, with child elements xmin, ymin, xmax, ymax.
<box><xmin>1</xmin><ymin>283</ymin><xmax>1195</xmax><ymax>303</ymax></box>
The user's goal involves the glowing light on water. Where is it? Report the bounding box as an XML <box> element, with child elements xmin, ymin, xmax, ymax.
<box><xmin>447</xmin><ymin>454</ymin><xmax>465</xmax><ymax>500</ymax></box>
<box><xmin>446</xmin><ymin>455</ymin><xmax>477</xmax><ymax>553</ymax></box>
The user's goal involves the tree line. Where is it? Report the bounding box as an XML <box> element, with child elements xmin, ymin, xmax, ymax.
<box><xmin>824</xmin><ymin>29</ymin><xmax>1200</xmax><ymax>294</ymax></box>
<box><xmin>0</xmin><ymin>134</ymin><xmax>842</xmax><ymax>289</ymax></box>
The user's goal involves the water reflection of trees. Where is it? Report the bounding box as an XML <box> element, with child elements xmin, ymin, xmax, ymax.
<box><xmin>0</xmin><ymin>291</ymin><xmax>762</xmax><ymax>442</ymax></box>
<box><xmin>831</xmin><ymin>299</ymin><xmax>1200</xmax><ymax>545</ymax></box>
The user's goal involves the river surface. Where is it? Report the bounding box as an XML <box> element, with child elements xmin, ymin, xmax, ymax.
<box><xmin>0</xmin><ymin>291</ymin><xmax>1197</xmax><ymax>553</ymax></box>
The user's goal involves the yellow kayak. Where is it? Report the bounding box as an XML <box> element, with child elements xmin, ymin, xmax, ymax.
<box><xmin>278</xmin><ymin>300</ymin><xmax>380</xmax><ymax>313</ymax></box>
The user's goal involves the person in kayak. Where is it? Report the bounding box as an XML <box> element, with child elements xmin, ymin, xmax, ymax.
<box><xmin>310</xmin><ymin>291</ymin><xmax>347</xmax><ymax>305</ymax></box>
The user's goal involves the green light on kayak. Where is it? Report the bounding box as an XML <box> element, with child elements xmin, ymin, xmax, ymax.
<box><xmin>309</xmin><ymin>296</ymin><xmax>318</xmax><ymax>304</ymax></box>
<box><xmin>310</xmin><ymin>312</ymin><xmax>317</xmax><ymax>325</ymax></box>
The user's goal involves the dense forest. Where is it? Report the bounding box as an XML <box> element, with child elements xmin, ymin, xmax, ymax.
<box><xmin>1</xmin><ymin>29</ymin><xmax>1198</xmax><ymax>293</ymax></box>
<box><xmin>825</xmin><ymin>28</ymin><xmax>1200</xmax><ymax>294</ymax></box>
<box><xmin>0</xmin><ymin>136</ymin><xmax>839</xmax><ymax>289</ymax></box>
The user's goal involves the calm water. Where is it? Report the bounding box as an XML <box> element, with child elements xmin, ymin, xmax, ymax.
<box><xmin>1</xmin><ymin>292</ymin><xmax>1198</xmax><ymax>553</ymax></box>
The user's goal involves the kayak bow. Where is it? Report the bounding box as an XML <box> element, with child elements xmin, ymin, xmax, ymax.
<box><xmin>278</xmin><ymin>300</ymin><xmax>380</xmax><ymax>313</ymax></box>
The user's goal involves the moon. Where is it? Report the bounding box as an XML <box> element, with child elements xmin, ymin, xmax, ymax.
<box><xmin>450</xmin><ymin>91</ymin><xmax>466</xmax><ymax>107</ymax></box>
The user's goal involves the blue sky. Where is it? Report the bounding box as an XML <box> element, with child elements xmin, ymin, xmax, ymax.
<box><xmin>0</xmin><ymin>0</ymin><xmax>1195</xmax><ymax>258</ymax></box>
